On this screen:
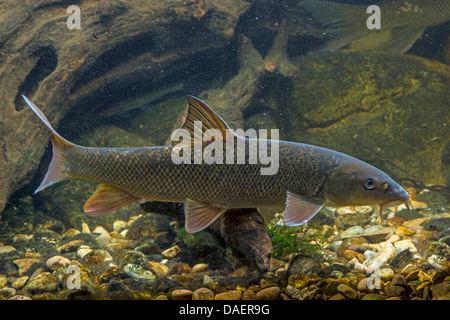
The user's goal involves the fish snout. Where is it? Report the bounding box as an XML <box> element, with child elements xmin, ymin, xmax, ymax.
<box><xmin>380</xmin><ymin>183</ymin><xmax>411</xmax><ymax>215</ymax></box>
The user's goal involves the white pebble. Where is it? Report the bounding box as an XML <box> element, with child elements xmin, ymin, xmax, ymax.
<box><xmin>81</xmin><ymin>222</ymin><xmax>91</xmax><ymax>234</ymax></box>
<box><xmin>364</xmin><ymin>250</ymin><xmax>376</xmax><ymax>260</ymax></box>
<box><xmin>95</xmin><ymin>233</ymin><xmax>111</xmax><ymax>247</ymax></box>
<box><xmin>162</xmin><ymin>245</ymin><xmax>181</xmax><ymax>259</ymax></box>
<box><xmin>113</xmin><ymin>220</ymin><xmax>128</xmax><ymax>233</ymax></box>
<box><xmin>77</xmin><ymin>247</ymin><xmax>93</xmax><ymax>259</ymax></box>
<box><xmin>46</xmin><ymin>256</ymin><xmax>71</xmax><ymax>271</ymax></box>
<box><xmin>394</xmin><ymin>239</ymin><xmax>417</xmax><ymax>253</ymax></box>
<box><xmin>92</xmin><ymin>226</ymin><xmax>109</xmax><ymax>236</ymax></box>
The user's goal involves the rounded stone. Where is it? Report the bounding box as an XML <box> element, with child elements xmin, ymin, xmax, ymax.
<box><xmin>215</xmin><ymin>290</ymin><xmax>242</xmax><ymax>300</ymax></box>
<box><xmin>256</xmin><ymin>286</ymin><xmax>280</xmax><ymax>300</ymax></box>
<box><xmin>287</xmin><ymin>254</ymin><xmax>322</xmax><ymax>276</ymax></box>
<box><xmin>337</xmin><ymin>283</ymin><xmax>358</xmax><ymax>300</ymax></box>
<box><xmin>192</xmin><ymin>263</ymin><xmax>209</xmax><ymax>273</ymax></box>
<box><xmin>46</xmin><ymin>256</ymin><xmax>71</xmax><ymax>271</ymax></box>
<box><xmin>391</xmin><ymin>274</ymin><xmax>406</xmax><ymax>287</ymax></box>
<box><xmin>242</xmin><ymin>290</ymin><xmax>258</xmax><ymax>300</ymax></box>
<box><xmin>24</xmin><ymin>272</ymin><xmax>60</xmax><ymax>294</ymax></box>
<box><xmin>172</xmin><ymin>289</ymin><xmax>193</xmax><ymax>300</ymax></box>
<box><xmin>0</xmin><ymin>275</ymin><xmax>7</xmax><ymax>289</ymax></box>
<box><xmin>192</xmin><ymin>287</ymin><xmax>214</xmax><ymax>300</ymax></box>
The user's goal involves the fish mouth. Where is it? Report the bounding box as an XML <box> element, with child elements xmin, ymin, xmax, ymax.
<box><xmin>379</xmin><ymin>198</ymin><xmax>411</xmax><ymax>217</ymax></box>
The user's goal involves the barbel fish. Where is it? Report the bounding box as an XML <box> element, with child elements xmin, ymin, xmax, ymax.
<box><xmin>23</xmin><ymin>95</ymin><xmax>410</xmax><ymax>233</ymax></box>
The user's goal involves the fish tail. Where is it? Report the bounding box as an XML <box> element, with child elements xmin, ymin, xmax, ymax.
<box><xmin>299</xmin><ymin>0</ymin><xmax>365</xmax><ymax>52</ymax></box>
<box><xmin>22</xmin><ymin>95</ymin><xmax>74</xmax><ymax>193</ymax></box>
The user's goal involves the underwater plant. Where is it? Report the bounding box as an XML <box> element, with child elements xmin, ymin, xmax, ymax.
<box><xmin>267</xmin><ymin>222</ymin><xmax>329</xmax><ymax>261</ymax></box>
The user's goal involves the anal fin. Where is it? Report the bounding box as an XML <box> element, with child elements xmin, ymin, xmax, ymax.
<box><xmin>283</xmin><ymin>191</ymin><xmax>324</xmax><ymax>226</ymax></box>
<box><xmin>184</xmin><ymin>199</ymin><xmax>227</xmax><ymax>233</ymax></box>
<box><xmin>84</xmin><ymin>184</ymin><xmax>140</xmax><ymax>216</ymax></box>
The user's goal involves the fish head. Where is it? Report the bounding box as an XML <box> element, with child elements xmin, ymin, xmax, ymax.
<box><xmin>323</xmin><ymin>158</ymin><xmax>410</xmax><ymax>213</ymax></box>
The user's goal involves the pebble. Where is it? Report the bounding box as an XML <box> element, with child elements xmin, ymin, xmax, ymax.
<box><xmin>242</xmin><ymin>290</ymin><xmax>258</xmax><ymax>300</ymax></box>
<box><xmin>77</xmin><ymin>247</ymin><xmax>93</xmax><ymax>259</ymax></box>
<box><xmin>357</xmin><ymin>278</ymin><xmax>378</xmax><ymax>293</ymax></box>
<box><xmin>95</xmin><ymin>232</ymin><xmax>111</xmax><ymax>247</ymax></box>
<box><xmin>172</xmin><ymin>289</ymin><xmax>193</xmax><ymax>300</ymax></box>
<box><xmin>13</xmin><ymin>258</ymin><xmax>41</xmax><ymax>276</ymax></box>
<box><xmin>337</xmin><ymin>283</ymin><xmax>358</xmax><ymax>300</ymax></box>
<box><xmin>430</xmin><ymin>282</ymin><xmax>450</xmax><ymax>300</ymax></box>
<box><xmin>113</xmin><ymin>220</ymin><xmax>128</xmax><ymax>233</ymax></box>
<box><xmin>46</xmin><ymin>256</ymin><xmax>71</xmax><ymax>271</ymax></box>
<box><xmin>394</xmin><ymin>239</ymin><xmax>417</xmax><ymax>253</ymax></box>
<box><xmin>256</xmin><ymin>286</ymin><xmax>280</xmax><ymax>300</ymax></box>
<box><xmin>192</xmin><ymin>287</ymin><xmax>214</xmax><ymax>300</ymax></box>
<box><xmin>81</xmin><ymin>222</ymin><xmax>91</xmax><ymax>234</ymax></box>
<box><xmin>391</xmin><ymin>274</ymin><xmax>406</xmax><ymax>287</ymax></box>
<box><xmin>0</xmin><ymin>275</ymin><xmax>7</xmax><ymax>289</ymax></box>
<box><xmin>215</xmin><ymin>290</ymin><xmax>242</xmax><ymax>300</ymax></box>
<box><xmin>363</xmin><ymin>242</ymin><xmax>397</xmax><ymax>271</ymax></box>
<box><xmin>0</xmin><ymin>245</ymin><xmax>17</xmax><ymax>254</ymax></box>
<box><xmin>11</xmin><ymin>276</ymin><xmax>28</xmax><ymax>289</ymax></box>
<box><xmin>92</xmin><ymin>226</ymin><xmax>109</xmax><ymax>236</ymax></box>
<box><xmin>288</xmin><ymin>274</ymin><xmax>308</xmax><ymax>289</ymax></box>
<box><xmin>396</xmin><ymin>226</ymin><xmax>415</xmax><ymax>237</ymax></box>
<box><xmin>123</xmin><ymin>263</ymin><xmax>156</xmax><ymax>281</ymax></box>
<box><xmin>379</xmin><ymin>266</ymin><xmax>394</xmax><ymax>281</ymax></box>
<box><xmin>8</xmin><ymin>295</ymin><xmax>32</xmax><ymax>300</ymax></box>
<box><xmin>24</xmin><ymin>272</ymin><xmax>60</xmax><ymax>295</ymax></box>
<box><xmin>162</xmin><ymin>245</ymin><xmax>181</xmax><ymax>259</ymax></box>
<box><xmin>340</xmin><ymin>226</ymin><xmax>364</xmax><ymax>238</ymax></box>
<box><xmin>147</xmin><ymin>261</ymin><xmax>169</xmax><ymax>277</ymax></box>
<box><xmin>192</xmin><ymin>263</ymin><xmax>209</xmax><ymax>273</ymax></box>
<box><xmin>57</xmin><ymin>240</ymin><xmax>84</xmax><ymax>253</ymax></box>
<box><xmin>63</xmin><ymin>228</ymin><xmax>81</xmax><ymax>237</ymax></box>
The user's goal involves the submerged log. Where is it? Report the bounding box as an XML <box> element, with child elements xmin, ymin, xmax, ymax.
<box><xmin>140</xmin><ymin>201</ymin><xmax>272</xmax><ymax>272</ymax></box>
<box><xmin>0</xmin><ymin>0</ymin><xmax>250</xmax><ymax>212</ymax></box>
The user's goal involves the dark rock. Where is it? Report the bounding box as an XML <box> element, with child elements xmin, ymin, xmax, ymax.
<box><xmin>337</xmin><ymin>283</ymin><xmax>358</xmax><ymax>300</ymax></box>
<box><xmin>127</xmin><ymin>214</ymin><xmax>174</xmax><ymax>241</ymax></box>
<box><xmin>217</xmin><ymin>274</ymin><xmax>261</xmax><ymax>289</ymax></box>
<box><xmin>431</xmin><ymin>282</ymin><xmax>450</xmax><ymax>300</ymax></box>
<box><xmin>396</xmin><ymin>208</ymin><xmax>423</xmax><ymax>221</ymax></box>
<box><xmin>386</xmin><ymin>284</ymin><xmax>406</xmax><ymax>299</ymax></box>
<box><xmin>287</xmin><ymin>254</ymin><xmax>322</xmax><ymax>276</ymax></box>
<box><xmin>422</xmin><ymin>218</ymin><xmax>450</xmax><ymax>232</ymax></box>
<box><xmin>390</xmin><ymin>249</ymin><xmax>414</xmax><ymax>271</ymax></box>
<box><xmin>107</xmin><ymin>278</ymin><xmax>134</xmax><ymax>300</ymax></box>
<box><xmin>391</xmin><ymin>274</ymin><xmax>407</xmax><ymax>287</ymax></box>
<box><xmin>318</xmin><ymin>264</ymin><xmax>351</xmax><ymax>278</ymax></box>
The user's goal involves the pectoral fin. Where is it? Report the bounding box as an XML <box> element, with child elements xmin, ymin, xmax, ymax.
<box><xmin>283</xmin><ymin>191</ymin><xmax>324</xmax><ymax>226</ymax></box>
<box><xmin>184</xmin><ymin>199</ymin><xmax>227</xmax><ymax>233</ymax></box>
<box><xmin>84</xmin><ymin>184</ymin><xmax>140</xmax><ymax>216</ymax></box>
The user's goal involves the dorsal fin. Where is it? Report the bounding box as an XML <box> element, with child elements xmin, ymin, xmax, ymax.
<box><xmin>172</xmin><ymin>96</ymin><xmax>234</xmax><ymax>147</ymax></box>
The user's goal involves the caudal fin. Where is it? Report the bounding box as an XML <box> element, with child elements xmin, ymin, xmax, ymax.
<box><xmin>22</xmin><ymin>95</ymin><xmax>74</xmax><ymax>193</ymax></box>
<box><xmin>299</xmin><ymin>0</ymin><xmax>366</xmax><ymax>52</ymax></box>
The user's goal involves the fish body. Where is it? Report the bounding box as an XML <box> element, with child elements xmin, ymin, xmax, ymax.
<box><xmin>299</xmin><ymin>0</ymin><xmax>450</xmax><ymax>53</ymax></box>
<box><xmin>23</xmin><ymin>95</ymin><xmax>410</xmax><ymax>233</ymax></box>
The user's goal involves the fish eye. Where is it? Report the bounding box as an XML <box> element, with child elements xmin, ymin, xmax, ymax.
<box><xmin>364</xmin><ymin>179</ymin><xmax>375</xmax><ymax>190</ymax></box>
